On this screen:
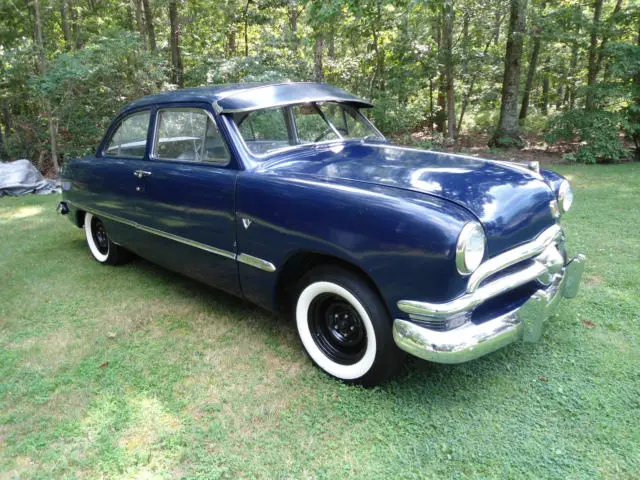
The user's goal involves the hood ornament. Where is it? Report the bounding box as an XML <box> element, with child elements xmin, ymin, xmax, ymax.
<box><xmin>242</xmin><ymin>218</ymin><xmax>252</xmax><ymax>229</ymax></box>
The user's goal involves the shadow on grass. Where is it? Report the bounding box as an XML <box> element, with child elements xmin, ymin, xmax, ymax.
<box><xmin>65</xmin><ymin>234</ymin><xmax>531</xmax><ymax>402</ymax></box>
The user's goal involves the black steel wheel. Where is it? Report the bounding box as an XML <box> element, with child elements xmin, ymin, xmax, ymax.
<box><xmin>84</xmin><ymin>212</ymin><xmax>131</xmax><ymax>265</ymax></box>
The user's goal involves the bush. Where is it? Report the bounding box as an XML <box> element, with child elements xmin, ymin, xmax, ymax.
<box><xmin>545</xmin><ymin>109</ymin><xmax>630</xmax><ymax>163</ymax></box>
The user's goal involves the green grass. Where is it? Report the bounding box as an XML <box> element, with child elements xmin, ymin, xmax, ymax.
<box><xmin>1</xmin><ymin>164</ymin><xmax>639</xmax><ymax>479</ymax></box>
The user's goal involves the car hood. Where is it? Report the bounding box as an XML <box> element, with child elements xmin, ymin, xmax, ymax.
<box><xmin>261</xmin><ymin>142</ymin><xmax>558</xmax><ymax>256</ymax></box>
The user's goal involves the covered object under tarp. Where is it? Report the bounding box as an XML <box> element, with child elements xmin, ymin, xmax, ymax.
<box><xmin>0</xmin><ymin>160</ymin><xmax>58</xmax><ymax>197</ymax></box>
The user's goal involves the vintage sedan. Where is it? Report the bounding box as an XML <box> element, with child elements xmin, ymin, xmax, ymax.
<box><xmin>58</xmin><ymin>82</ymin><xmax>585</xmax><ymax>386</ymax></box>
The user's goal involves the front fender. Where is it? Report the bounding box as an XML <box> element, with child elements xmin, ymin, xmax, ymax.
<box><xmin>235</xmin><ymin>171</ymin><xmax>476</xmax><ymax>318</ymax></box>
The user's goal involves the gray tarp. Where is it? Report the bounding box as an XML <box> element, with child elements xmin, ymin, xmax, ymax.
<box><xmin>0</xmin><ymin>160</ymin><xmax>59</xmax><ymax>197</ymax></box>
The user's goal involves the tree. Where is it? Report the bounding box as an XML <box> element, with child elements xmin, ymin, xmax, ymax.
<box><xmin>33</xmin><ymin>0</ymin><xmax>61</xmax><ymax>173</ymax></box>
<box><xmin>489</xmin><ymin>0</ymin><xmax>528</xmax><ymax>148</ymax></box>
<box><xmin>586</xmin><ymin>0</ymin><xmax>623</xmax><ymax>109</ymax></box>
<box><xmin>314</xmin><ymin>35</ymin><xmax>324</xmax><ymax>82</ymax></box>
<box><xmin>443</xmin><ymin>0</ymin><xmax>457</xmax><ymax>140</ymax></box>
<box><xmin>169</xmin><ymin>0</ymin><xmax>184</xmax><ymax>87</ymax></box>
<box><xmin>519</xmin><ymin>0</ymin><xmax>546</xmax><ymax>121</ymax></box>
<box><xmin>141</xmin><ymin>0</ymin><xmax>157</xmax><ymax>51</ymax></box>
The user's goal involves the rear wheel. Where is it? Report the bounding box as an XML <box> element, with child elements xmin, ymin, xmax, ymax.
<box><xmin>295</xmin><ymin>265</ymin><xmax>405</xmax><ymax>386</ymax></box>
<box><xmin>84</xmin><ymin>212</ymin><xmax>130</xmax><ymax>265</ymax></box>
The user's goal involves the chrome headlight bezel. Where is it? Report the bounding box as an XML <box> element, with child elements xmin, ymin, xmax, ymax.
<box><xmin>456</xmin><ymin>222</ymin><xmax>487</xmax><ymax>275</ymax></box>
<box><xmin>558</xmin><ymin>180</ymin><xmax>573</xmax><ymax>214</ymax></box>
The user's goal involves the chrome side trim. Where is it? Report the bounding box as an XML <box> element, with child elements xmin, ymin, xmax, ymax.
<box><xmin>67</xmin><ymin>201</ymin><xmax>276</xmax><ymax>272</ymax></box>
<box><xmin>398</xmin><ymin>261</ymin><xmax>548</xmax><ymax>318</ymax></box>
<box><xmin>466</xmin><ymin>224</ymin><xmax>563</xmax><ymax>293</ymax></box>
<box><xmin>237</xmin><ymin>253</ymin><xmax>276</xmax><ymax>272</ymax></box>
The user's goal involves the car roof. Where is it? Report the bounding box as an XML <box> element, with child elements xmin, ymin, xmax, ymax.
<box><xmin>120</xmin><ymin>82</ymin><xmax>373</xmax><ymax>115</ymax></box>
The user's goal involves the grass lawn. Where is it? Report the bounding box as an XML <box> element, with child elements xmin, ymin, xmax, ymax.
<box><xmin>1</xmin><ymin>164</ymin><xmax>639</xmax><ymax>479</ymax></box>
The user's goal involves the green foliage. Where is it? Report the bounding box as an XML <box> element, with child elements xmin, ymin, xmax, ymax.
<box><xmin>33</xmin><ymin>32</ymin><xmax>166</xmax><ymax>158</ymax></box>
<box><xmin>0</xmin><ymin>0</ymin><xmax>638</xmax><ymax>166</ymax></box>
<box><xmin>546</xmin><ymin>109</ymin><xmax>630</xmax><ymax>163</ymax></box>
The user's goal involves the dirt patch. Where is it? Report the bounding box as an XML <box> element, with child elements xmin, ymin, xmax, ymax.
<box><xmin>397</xmin><ymin>131</ymin><xmax>574</xmax><ymax>165</ymax></box>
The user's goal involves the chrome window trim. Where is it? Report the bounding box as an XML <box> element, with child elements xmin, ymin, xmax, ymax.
<box><xmin>151</xmin><ymin>107</ymin><xmax>231</xmax><ymax>166</ymax></box>
<box><xmin>68</xmin><ymin>201</ymin><xmax>275</xmax><ymax>271</ymax></box>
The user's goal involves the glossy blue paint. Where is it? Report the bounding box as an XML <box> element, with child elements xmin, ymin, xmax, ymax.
<box><xmin>61</xmin><ymin>84</ymin><xmax>568</xmax><ymax>322</ymax></box>
<box><xmin>253</xmin><ymin>142</ymin><xmax>558</xmax><ymax>257</ymax></box>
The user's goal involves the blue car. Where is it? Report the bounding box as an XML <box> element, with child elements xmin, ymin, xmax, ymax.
<box><xmin>58</xmin><ymin>82</ymin><xmax>585</xmax><ymax>386</ymax></box>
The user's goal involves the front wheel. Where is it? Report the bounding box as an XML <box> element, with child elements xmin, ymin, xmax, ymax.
<box><xmin>295</xmin><ymin>266</ymin><xmax>405</xmax><ymax>386</ymax></box>
<box><xmin>84</xmin><ymin>212</ymin><xmax>130</xmax><ymax>265</ymax></box>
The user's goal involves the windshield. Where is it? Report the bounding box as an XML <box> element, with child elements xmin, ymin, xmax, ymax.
<box><xmin>232</xmin><ymin>102</ymin><xmax>382</xmax><ymax>156</ymax></box>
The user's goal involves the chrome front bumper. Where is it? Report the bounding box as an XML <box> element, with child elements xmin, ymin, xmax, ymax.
<box><xmin>393</xmin><ymin>253</ymin><xmax>586</xmax><ymax>364</ymax></box>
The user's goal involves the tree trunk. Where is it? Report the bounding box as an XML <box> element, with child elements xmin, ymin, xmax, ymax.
<box><xmin>2</xmin><ymin>99</ymin><xmax>10</xmax><ymax>136</ymax></box>
<box><xmin>227</xmin><ymin>27</ymin><xmax>237</xmax><ymax>56</ymax></box>
<box><xmin>70</xmin><ymin>0</ymin><xmax>81</xmax><ymax>48</ymax></box>
<box><xmin>327</xmin><ymin>27</ymin><xmax>335</xmax><ymax>60</ymax></box>
<box><xmin>565</xmin><ymin>40</ymin><xmax>578</xmax><ymax>109</ymax></box>
<box><xmin>132</xmin><ymin>0</ymin><xmax>146</xmax><ymax>49</ymax></box>
<box><xmin>141</xmin><ymin>0</ymin><xmax>157</xmax><ymax>51</ymax></box>
<box><xmin>429</xmin><ymin>78</ymin><xmax>434</xmax><ymax>123</ymax></box>
<box><xmin>586</xmin><ymin>0</ymin><xmax>603</xmax><ymax>110</ymax></box>
<box><xmin>494</xmin><ymin>9</ymin><xmax>502</xmax><ymax>44</ymax></box>
<box><xmin>434</xmin><ymin>21</ymin><xmax>446</xmax><ymax>132</ymax></box>
<box><xmin>288</xmin><ymin>1</ymin><xmax>298</xmax><ymax>56</ymax></box>
<box><xmin>0</xmin><ymin>119</ymin><xmax>4</xmax><ymax>158</ymax></box>
<box><xmin>519</xmin><ymin>38</ymin><xmax>540</xmax><ymax>120</ymax></box>
<box><xmin>489</xmin><ymin>0</ymin><xmax>528</xmax><ymax>148</ymax></box>
<box><xmin>60</xmin><ymin>0</ymin><xmax>72</xmax><ymax>49</ymax></box>
<box><xmin>243</xmin><ymin>0</ymin><xmax>250</xmax><ymax>56</ymax></box>
<box><xmin>462</xmin><ymin>13</ymin><xmax>469</xmax><ymax>77</ymax></box>
<box><xmin>458</xmin><ymin>29</ymin><xmax>499</xmax><ymax>130</ymax></box>
<box><xmin>443</xmin><ymin>0</ymin><xmax>456</xmax><ymax>140</ymax></box>
<box><xmin>519</xmin><ymin>0</ymin><xmax>546</xmax><ymax>120</ymax></box>
<box><xmin>314</xmin><ymin>36</ymin><xmax>324</xmax><ymax>82</ymax></box>
<box><xmin>34</xmin><ymin>0</ymin><xmax>60</xmax><ymax>173</ymax></box>
<box><xmin>169</xmin><ymin>0</ymin><xmax>184</xmax><ymax>87</ymax></box>
<box><xmin>539</xmin><ymin>56</ymin><xmax>550</xmax><ymax>115</ymax></box>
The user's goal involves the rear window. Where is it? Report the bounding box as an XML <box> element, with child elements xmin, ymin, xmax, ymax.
<box><xmin>104</xmin><ymin>111</ymin><xmax>150</xmax><ymax>158</ymax></box>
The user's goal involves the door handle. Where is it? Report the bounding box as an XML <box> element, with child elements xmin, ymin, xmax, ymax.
<box><xmin>134</xmin><ymin>169</ymin><xmax>152</xmax><ymax>178</ymax></box>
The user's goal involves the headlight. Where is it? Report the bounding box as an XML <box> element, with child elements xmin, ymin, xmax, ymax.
<box><xmin>558</xmin><ymin>180</ymin><xmax>573</xmax><ymax>214</ymax></box>
<box><xmin>456</xmin><ymin>222</ymin><xmax>486</xmax><ymax>275</ymax></box>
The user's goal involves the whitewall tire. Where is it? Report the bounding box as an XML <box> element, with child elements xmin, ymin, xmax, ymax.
<box><xmin>295</xmin><ymin>265</ymin><xmax>405</xmax><ymax>386</ymax></box>
<box><xmin>84</xmin><ymin>212</ymin><xmax>130</xmax><ymax>265</ymax></box>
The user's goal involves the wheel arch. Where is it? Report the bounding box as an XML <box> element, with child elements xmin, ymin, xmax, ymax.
<box><xmin>274</xmin><ymin>250</ymin><xmax>388</xmax><ymax>317</ymax></box>
<box><xmin>74</xmin><ymin>208</ymin><xmax>86</xmax><ymax>228</ymax></box>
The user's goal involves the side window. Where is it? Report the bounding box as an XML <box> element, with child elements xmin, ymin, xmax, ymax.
<box><xmin>292</xmin><ymin>104</ymin><xmax>338</xmax><ymax>144</ymax></box>
<box><xmin>236</xmin><ymin>108</ymin><xmax>291</xmax><ymax>155</ymax></box>
<box><xmin>104</xmin><ymin>111</ymin><xmax>151</xmax><ymax>158</ymax></box>
<box><xmin>153</xmin><ymin>109</ymin><xmax>230</xmax><ymax>165</ymax></box>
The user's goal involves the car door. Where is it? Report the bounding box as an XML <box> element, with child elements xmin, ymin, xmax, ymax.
<box><xmin>71</xmin><ymin>109</ymin><xmax>152</xmax><ymax>246</ymax></box>
<box><xmin>129</xmin><ymin>104</ymin><xmax>240</xmax><ymax>295</ymax></box>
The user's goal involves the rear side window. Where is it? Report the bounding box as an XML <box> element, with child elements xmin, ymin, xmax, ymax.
<box><xmin>104</xmin><ymin>111</ymin><xmax>150</xmax><ymax>158</ymax></box>
<box><xmin>154</xmin><ymin>109</ymin><xmax>230</xmax><ymax>165</ymax></box>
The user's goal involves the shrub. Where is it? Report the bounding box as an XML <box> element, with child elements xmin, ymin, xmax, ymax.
<box><xmin>545</xmin><ymin>109</ymin><xmax>630</xmax><ymax>164</ymax></box>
